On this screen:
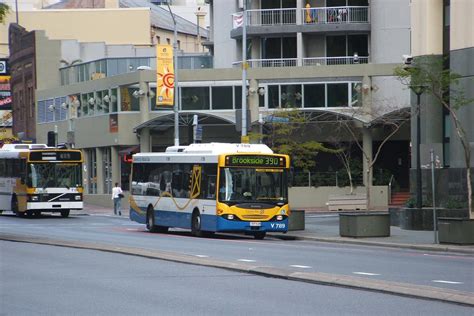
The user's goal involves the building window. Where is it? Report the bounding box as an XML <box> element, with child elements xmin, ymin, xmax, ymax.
<box><xmin>280</xmin><ymin>84</ymin><xmax>302</xmax><ymax>108</ymax></box>
<box><xmin>120</xmin><ymin>86</ymin><xmax>140</xmax><ymax>111</ymax></box>
<box><xmin>181</xmin><ymin>87</ymin><xmax>210</xmax><ymax>110</ymax></box>
<box><xmin>303</xmin><ymin>84</ymin><xmax>325</xmax><ymax>108</ymax></box>
<box><xmin>327</xmin><ymin>83</ymin><xmax>348</xmax><ymax>107</ymax></box>
<box><xmin>211</xmin><ymin>86</ymin><xmax>233</xmax><ymax>109</ymax></box>
<box><xmin>167</xmin><ymin>38</ymin><xmax>171</xmax><ymax>45</ymax></box>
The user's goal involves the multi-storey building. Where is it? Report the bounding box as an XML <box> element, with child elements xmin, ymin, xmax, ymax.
<box><xmin>15</xmin><ymin>0</ymin><xmax>473</xmax><ymax>209</ymax></box>
<box><xmin>410</xmin><ymin>0</ymin><xmax>474</xmax><ymax>205</ymax></box>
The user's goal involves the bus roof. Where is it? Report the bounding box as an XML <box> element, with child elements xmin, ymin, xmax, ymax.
<box><xmin>0</xmin><ymin>144</ymin><xmax>49</xmax><ymax>152</ymax></box>
<box><xmin>165</xmin><ymin>143</ymin><xmax>273</xmax><ymax>155</ymax></box>
<box><xmin>133</xmin><ymin>143</ymin><xmax>274</xmax><ymax>163</ymax></box>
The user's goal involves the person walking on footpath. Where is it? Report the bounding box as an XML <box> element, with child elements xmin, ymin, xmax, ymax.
<box><xmin>112</xmin><ymin>182</ymin><xmax>123</xmax><ymax>216</ymax></box>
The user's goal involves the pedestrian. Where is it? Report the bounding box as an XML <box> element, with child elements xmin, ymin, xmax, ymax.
<box><xmin>112</xmin><ymin>182</ymin><xmax>123</xmax><ymax>216</ymax></box>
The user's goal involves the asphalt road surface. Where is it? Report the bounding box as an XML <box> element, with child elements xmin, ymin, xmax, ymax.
<box><xmin>2</xmin><ymin>241</ymin><xmax>473</xmax><ymax>316</ymax></box>
<box><xmin>0</xmin><ymin>214</ymin><xmax>472</xmax><ymax>293</ymax></box>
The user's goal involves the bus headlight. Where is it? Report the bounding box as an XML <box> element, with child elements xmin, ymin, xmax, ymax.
<box><xmin>30</xmin><ymin>195</ymin><xmax>39</xmax><ymax>202</ymax></box>
<box><xmin>276</xmin><ymin>215</ymin><xmax>283</xmax><ymax>221</ymax></box>
<box><xmin>227</xmin><ymin>214</ymin><xmax>234</xmax><ymax>220</ymax></box>
<box><xmin>75</xmin><ymin>195</ymin><xmax>82</xmax><ymax>201</ymax></box>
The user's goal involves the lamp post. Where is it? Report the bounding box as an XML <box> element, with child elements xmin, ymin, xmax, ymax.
<box><xmin>166</xmin><ymin>3</ymin><xmax>180</xmax><ymax>146</ymax></box>
<box><xmin>241</xmin><ymin>0</ymin><xmax>248</xmax><ymax>143</ymax></box>
<box><xmin>413</xmin><ymin>87</ymin><xmax>424</xmax><ymax>209</ymax></box>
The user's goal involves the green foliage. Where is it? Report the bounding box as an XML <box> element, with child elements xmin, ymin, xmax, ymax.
<box><xmin>0</xmin><ymin>3</ymin><xmax>10</xmax><ymax>24</ymax></box>
<box><xmin>265</xmin><ymin>108</ymin><xmax>340</xmax><ymax>172</ymax></box>
<box><xmin>405</xmin><ymin>197</ymin><xmax>416</xmax><ymax>208</ymax></box>
<box><xmin>443</xmin><ymin>197</ymin><xmax>467</xmax><ymax>210</ymax></box>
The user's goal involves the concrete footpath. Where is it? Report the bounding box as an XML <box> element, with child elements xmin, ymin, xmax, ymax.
<box><xmin>2</xmin><ymin>204</ymin><xmax>470</xmax><ymax>306</ymax></box>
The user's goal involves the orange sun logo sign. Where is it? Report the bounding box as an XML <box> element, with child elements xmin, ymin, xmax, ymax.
<box><xmin>156</xmin><ymin>44</ymin><xmax>174</xmax><ymax>106</ymax></box>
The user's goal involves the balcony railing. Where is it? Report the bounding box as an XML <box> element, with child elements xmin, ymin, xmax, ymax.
<box><xmin>303</xmin><ymin>6</ymin><xmax>370</xmax><ymax>24</ymax></box>
<box><xmin>234</xmin><ymin>6</ymin><xmax>369</xmax><ymax>28</ymax></box>
<box><xmin>303</xmin><ymin>56</ymin><xmax>369</xmax><ymax>66</ymax></box>
<box><xmin>247</xmin><ymin>8</ymin><xmax>296</xmax><ymax>26</ymax></box>
<box><xmin>233</xmin><ymin>56</ymin><xmax>368</xmax><ymax>68</ymax></box>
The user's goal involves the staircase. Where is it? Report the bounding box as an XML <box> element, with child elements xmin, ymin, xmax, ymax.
<box><xmin>390</xmin><ymin>191</ymin><xmax>410</xmax><ymax>207</ymax></box>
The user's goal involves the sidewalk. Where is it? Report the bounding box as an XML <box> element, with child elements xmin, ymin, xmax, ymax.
<box><xmin>76</xmin><ymin>204</ymin><xmax>474</xmax><ymax>254</ymax></box>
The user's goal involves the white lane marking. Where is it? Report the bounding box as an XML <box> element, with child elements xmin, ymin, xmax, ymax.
<box><xmin>195</xmin><ymin>255</ymin><xmax>209</xmax><ymax>258</ymax></box>
<box><xmin>290</xmin><ymin>265</ymin><xmax>312</xmax><ymax>269</ymax></box>
<box><xmin>238</xmin><ymin>259</ymin><xmax>256</xmax><ymax>262</ymax></box>
<box><xmin>353</xmin><ymin>272</ymin><xmax>381</xmax><ymax>276</ymax></box>
<box><xmin>432</xmin><ymin>280</ymin><xmax>463</xmax><ymax>284</ymax></box>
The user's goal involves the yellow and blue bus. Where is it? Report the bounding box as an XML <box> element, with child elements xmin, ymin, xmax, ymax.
<box><xmin>130</xmin><ymin>143</ymin><xmax>290</xmax><ymax>239</ymax></box>
<box><xmin>0</xmin><ymin>144</ymin><xmax>84</xmax><ymax>217</ymax></box>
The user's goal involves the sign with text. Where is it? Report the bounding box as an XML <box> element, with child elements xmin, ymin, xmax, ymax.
<box><xmin>156</xmin><ymin>44</ymin><xmax>174</xmax><ymax>106</ymax></box>
<box><xmin>225</xmin><ymin>155</ymin><xmax>285</xmax><ymax>168</ymax></box>
<box><xmin>0</xmin><ymin>76</ymin><xmax>11</xmax><ymax>108</ymax></box>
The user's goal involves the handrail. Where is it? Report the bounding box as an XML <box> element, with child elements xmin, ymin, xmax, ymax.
<box><xmin>388</xmin><ymin>175</ymin><xmax>395</xmax><ymax>205</ymax></box>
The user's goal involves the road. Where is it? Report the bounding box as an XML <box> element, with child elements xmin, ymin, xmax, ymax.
<box><xmin>1</xmin><ymin>214</ymin><xmax>472</xmax><ymax>293</ymax></box>
<box><xmin>2</xmin><ymin>240</ymin><xmax>473</xmax><ymax>315</ymax></box>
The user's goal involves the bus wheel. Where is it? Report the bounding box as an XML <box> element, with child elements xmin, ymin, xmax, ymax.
<box><xmin>61</xmin><ymin>210</ymin><xmax>70</xmax><ymax>218</ymax></box>
<box><xmin>253</xmin><ymin>232</ymin><xmax>266</xmax><ymax>240</ymax></box>
<box><xmin>191</xmin><ymin>211</ymin><xmax>203</xmax><ymax>237</ymax></box>
<box><xmin>146</xmin><ymin>207</ymin><xmax>159</xmax><ymax>233</ymax></box>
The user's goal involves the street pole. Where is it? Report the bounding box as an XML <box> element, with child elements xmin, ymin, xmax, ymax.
<box><xmin>430</xmin><ymin>149</ymin><xmax>438</xmax><ymax>244</ymax></box>
<box><xmin>416</xmin><ymin>91</ymin><xmax>422</xmax><ymax>209</ymax></box>
<box><xmin>167</xmin><ymin>3</ymin><xmax>180</xmax><ymax>146</ymax></box>
<box><xmin>241</xmin><ymin>1</ymin><xmax>247</xmax><ymax>143</ymax></box>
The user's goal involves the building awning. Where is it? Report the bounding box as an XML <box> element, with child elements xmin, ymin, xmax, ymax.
<box><xmin>134</xmin><ymin>112</ymin><xmax>236</xmax><ymax>134</ymax></box>
<box><xmin>118</xmin><ymin>145</ymin><xmax>140</xmax><ymax>155</ymax></box>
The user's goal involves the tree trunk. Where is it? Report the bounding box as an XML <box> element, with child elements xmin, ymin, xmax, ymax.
<box><xmin>467</xmin><ymin>167</ymin><xmax>473</xmax><ymax>218</ymax></box>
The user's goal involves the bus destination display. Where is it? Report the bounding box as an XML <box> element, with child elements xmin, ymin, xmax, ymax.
<box><xmin>29</xmin><ymin>151</ymin><xmax>82</xmax><ymax>162</ymax></box>
<box><xmin>225</xmin><ymin>155</ymin><xmax>284</xmax><ymax>167</ymax></box>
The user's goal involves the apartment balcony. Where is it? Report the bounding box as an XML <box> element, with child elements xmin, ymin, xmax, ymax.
<box><xmin>232</xmin><ymin>56</ymin><xmax>369</xmax><ymax>68</ymax></box>
<box><xmin>230</xmin><ymin>6</ymin><xmax>370</xmax><ymax>38</ymax></box>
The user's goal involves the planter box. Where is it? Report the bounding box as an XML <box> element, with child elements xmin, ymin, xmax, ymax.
<box><xmin>339</xmin><ymin>212</ymin><xmax>390</xmax><ymax>238</ymax></box>
<box><xmin>289</xmin><ymin>209</ymin><xmax>305</xmax><ymax>231</ymax></box>
<box><xmin>399</xmin><ymin>208</ymin><xmax>468</xmax><ymax>231</ymax></box>
<box><xmin>438</xmin><ymin>218</ymin><xmax>474</xmax><ymax>245</ymax></box>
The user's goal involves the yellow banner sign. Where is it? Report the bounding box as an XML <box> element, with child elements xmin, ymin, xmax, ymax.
<box><xmin>156</xmin><ymin>45</ymin><xmax>174</xmax><ymax>106</ymax></box>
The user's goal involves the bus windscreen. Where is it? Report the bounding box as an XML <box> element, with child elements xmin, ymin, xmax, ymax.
<box><xmin>28</xmin><ymin>163</ymin><xmax>82</xmax><ymax>188</ymax></box>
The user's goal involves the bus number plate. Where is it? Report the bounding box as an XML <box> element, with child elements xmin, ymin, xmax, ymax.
<box><xmin>250</xmin><ymin>222</ymin><xmax>261</xmax><ymax>227</ymax></box>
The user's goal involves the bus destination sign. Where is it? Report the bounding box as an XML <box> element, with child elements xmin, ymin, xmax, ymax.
<box><xmin>29</xmin><ymin>151</ymin><xmax>82</xmax><ymax>162</ymax></box>
<box><xmin>225</xmin><ymin>155</ymin><xmax>285</xmax><ymax>167</ymax></box>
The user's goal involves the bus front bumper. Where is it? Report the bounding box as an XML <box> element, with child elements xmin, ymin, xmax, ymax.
<box><xmin>26</xmin><ymin>201</ymin><xmax>83</xmax><ymax>210</ymax></box>
<box><xmin>216</xmin><ymin>217</ymin><xmax>288</xmax><ymax>233</ymax></box>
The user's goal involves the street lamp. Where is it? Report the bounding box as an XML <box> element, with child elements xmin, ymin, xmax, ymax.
<box><xmin>166</xmin><ymin>2</ymin><xmax>180</xmax><ymax>146</ymax></box>
<box><xmin>411</xmin><ymin>85</ymin><xmax>426</xmax><ymax>209</ymax></box>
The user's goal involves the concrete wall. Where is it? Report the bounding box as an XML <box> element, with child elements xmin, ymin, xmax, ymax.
<box><xmin>212</xmin><ymin>0</ymin><xmax>238</xmax><ymax>68</ymax></box>
<box><xmin>289</xmin><ymin>186</ymin><xmax>388</xmax><ymax>209</ymax></box>
<box><xmin>370</xmin><ymin>0</ymin><xmax>411</xmax><ymax>64</ymax></box>
<box><xmin>410</xmin><ymin>0</ymin><xmax>443</xmax><ymax>56</ymax></box>
<box><xmin>450</xmin><ymin>0</ymin><xmax>474</xmax><ymax>51</ymax></box>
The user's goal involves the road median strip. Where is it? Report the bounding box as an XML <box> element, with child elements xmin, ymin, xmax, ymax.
<box><xmin>1</xmin><ymin>233</ymin><xmax>473</xmax><ymax>307</ymax></box>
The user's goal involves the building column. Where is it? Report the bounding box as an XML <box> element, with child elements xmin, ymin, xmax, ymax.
<box><xmin>296</xmin><ymin>1</ymin><xmax>303</xmax><ymax>66</ymax></box>
<box><xmin>111</xmin><ymin>146</ymin><xmax>120</xmax><ymax>187</ymax></box>
<box><xmin>140</xmin><ymin>128</ymin><xmax>151</xmax><ymax>153</ymax></box>
<box><xmin>362</xmin><ymin>127</ymin><xmax>373</xmax><ymax>187</ymax></box>
<box><xmin>96</xmin><ymin>147</ymin><xmax>104</xmax><ymax>194</ymax></box>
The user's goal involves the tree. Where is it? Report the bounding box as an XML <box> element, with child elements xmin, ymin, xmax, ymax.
<box><xmin>0</xmin><ymin>2</ymin><xmax>9</xmax><ymax>24</ymax></box>
<box><xmin>333</xmin><ymin>107</ymin><xmax>410</xmax><ymax>209</ymax></box>
<box><xmin>395</xmin><ymin>58</ymin><xmax>474</xmax><ymax>216</ymax></box>
<box><xmin>263</xmin><ymin>108</ymin><xmax>339</xmax><ymax>176</ymax></box>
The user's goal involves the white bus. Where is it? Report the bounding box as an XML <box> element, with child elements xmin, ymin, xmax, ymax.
<box><xmin>0</xmin><ymin>144</ymin><xmax>84</xmax><ymax>217</ymax></box>
<box><xmin>130</xmin><ymin>143</ymin><xmax>290</xmax><ymax>239</ymax></box>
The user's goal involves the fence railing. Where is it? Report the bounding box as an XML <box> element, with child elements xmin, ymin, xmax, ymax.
<box><xmin>303</xmin><ymin>56</ymin><xmax>369</xmax><ymax>66</ymax></box>
<box><xmin>232</xmin><ymin>56</ymin><xmax>368</xmax><ymax>68</ymax></box>
<box><xmin>302</xmin><ymin>6</ymin><xmax>370</xmax><ymax>24</ymax></box>
<box><xmin>235</xmin><ymin>6</ymin><xmax>369</xmax><ymax>27</ymax></box>
<box><xmin>291</xmin><ymin>170</ymin><xmax>391</xmax><ymax>187</ymax></box>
